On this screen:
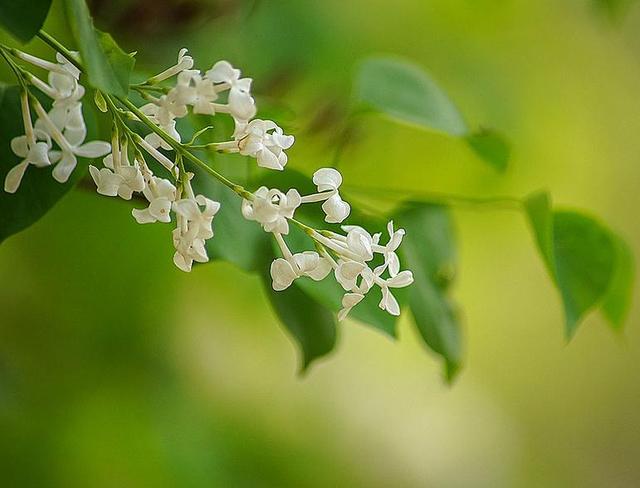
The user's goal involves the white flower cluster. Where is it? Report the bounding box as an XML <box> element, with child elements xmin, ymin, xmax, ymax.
<box><xmin>137</xmin><ymin>50</ymin><xmax>294</xmax><ymax>170</ymax></box>
<box><xmin>4</xmin><ymin>52</ymin><xmax>111</xmax><ymax>193</ymax></box>
<box><xmin>2</xmin><ymin>46</ymin><xmax>414</xmax><ymax>320</ymax></box>
<box><xmin>245</xmin><ymin>167</ymin><xmax>414</xmax><ymax>321</ymax></box>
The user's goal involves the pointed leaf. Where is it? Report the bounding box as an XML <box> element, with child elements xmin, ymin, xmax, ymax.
<box><xmin>355</xmin><ymin>56</ymin><xmax>510</xmax><ymax>171</ymax></box>
<box><xmin>524</xmin><ymin>192</ymin><xmax>628</xmax><ymax>337</ymax></box>
<box><xmin>63</xmin><ymin>0</ymin><xmax>134</xmax><ymax>96</ymax></box>
<box><xmin>355</xmin><ymin>56</ymin><xmax>468</xmax><ymax>136</ymax></box>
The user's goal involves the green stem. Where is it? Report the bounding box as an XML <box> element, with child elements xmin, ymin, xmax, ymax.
<box><xmin>37</xmin><ymin>31</ymin><xmax>83</xmax><ymax>72</ymax></box>
<box><xmin>343</xmin><ymin>185</ymin><xmax>523</xmax><ymax>210</ymax></box>
<box><xmin>0</xmin><ymin>47</ymin><xmax>27</xmax><ymax>89</ymax></box>
<box><xmin>114</xmin><ymin>96</ymin><xmax>250</xmax><ymax>198</ymax></box>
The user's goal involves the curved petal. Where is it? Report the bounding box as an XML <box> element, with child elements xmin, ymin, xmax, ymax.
<box><xmin>52</xmin><ymin>151</ymin><xmax>77</xmax><ymax>183</ymax></box>
<box><xmin>4</xmin><ymin>160</ymin><xmax>29</xmax><ymax>193</ymax></box>
<box><xmin>74</xmin><ymin>140</ymin><xmax>111</xmax><ymax>158</ymax></box>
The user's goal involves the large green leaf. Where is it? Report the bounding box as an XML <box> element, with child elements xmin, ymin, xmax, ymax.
<box><xmin>0</xmin><ymin>0</ymin><xmax>52</xmax><ymax>42</ymax></box>
<box><xmin>259</xmin><ymin>242</ymin><xmax>337</xmax><ymax>372</ymax></box>
<box><xmin>397</xmin><ymin>203</ymin><xmax>462</xmax><ymax>382</ymax></box>
<box><xmin>524</xmin><ymin>192</ymin><xmax>630</xmax><ymax>337</ymax></box>
<box><xmin>355</xmin><ymin>56</ymin><xmax>468</xmax><ymax>136</ymax></box>
<box><xmin>0</xmin><ymin>85</ymin><xmax>94</xmax><ymax>243</ymax></box>
<box><xmin>63</xmin><ymin>0</ymin><xmax>134</xmax><ymax>97</ymax></box>
<box><xmin>354</xmin><ymin>56</ymin><xmax>510</xmax><ymax>171</ymax></box>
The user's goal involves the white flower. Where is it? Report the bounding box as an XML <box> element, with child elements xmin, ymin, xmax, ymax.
<box><xmin>338</xmin><ymin>293</ymin><xmax>365</xmax><ymax>321</ymax></box>
<box><xmin>206</xmin><ymin>60</ymin><xmax>256</xmax><ymax>121</ymax></box>
<box><xmin>33</xmin><ymin>100</ymin><xmax>110</xmax><ymax>183</ymax></box>
<box><xmin>172</xmin><ymin>226</ymin><xmax>208</xmax><ymax>272</ymax></box>
<box><xmin>4</xmin><ymin>132</ymin><xmax>52</xmax><ymax>193</ymax></box>
<box><xmin>241</xmin><ymin>186</ymin><xmax>301</xmax><ymax>234</ymax></box>
<box><xmin>270</xmin><ymin>251</ymin><xmax>332</xmax><ymax>291</ymax></box>
<box><xmin>173</xmin><ymin>194</ymin><xmax>220</xmax><ymax>240</ymax></box>
<box><xmin>335</xmin><ymin>260</ymin><xmax>367</xmax><ymax>291</ymax></box>
<box><xmin>173</xmin><ymin>70</ymin><xmax>218</xmax><ymax>115</ymax></box>
<box><xmin>139</xmin><ymin>97</ymin><xmax>186</xmax><ymax>150</ymax></box>
<box><xmin>171</xmin><ymin>194</ymin><xmax>220</xmax><ymax>272</ymax></box>
<box><xmin>236</xmin><ymin>119</ymin><xmax>294</xmax><ymax>171</ymax></box>
<box><xmin>311</xmin><ymin>168</ymin><xmax>350</xmax><ymax>223</ymax></box>
<box><xmin>88</xmin><ymin>143</ymin><xmax>144</xmax><ymax>200</ymax></box>
<box><xmin>377</xmin><ymin>270</ymin><xmax>414</xmax><ymax>316</ymax></box>
<box><xmin>132</xmin><ymin>176</ymin><xmax>176</xmax><ymax>224</ymax></box>
<box><xmin>149</xmin><ymin>48</ymin><xmax>194</xmax><ymax>84</ymax></box>
<box><xmin>378</xmin><ymin>221</ymin><xmax>405</xmax><ymax>277</ymax></box>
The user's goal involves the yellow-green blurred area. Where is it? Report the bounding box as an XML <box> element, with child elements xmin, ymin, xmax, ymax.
<box><xmin>1</xmin><ymin>0</ymin><xmax>640</xmax><ymax>486</ymax></box>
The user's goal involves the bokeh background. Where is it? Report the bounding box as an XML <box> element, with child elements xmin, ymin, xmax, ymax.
<box><xmin>1</xmin><ymin>0</ymin><xmax>640</xmax><ymax>486</ymax></box>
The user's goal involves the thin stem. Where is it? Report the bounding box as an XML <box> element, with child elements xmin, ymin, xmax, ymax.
<box><xmin>0</xmin><ymin>47</ymin><xmax>27</xmax><ymax>89</ymax></box>
<box><xmin>37</xmin><ymin>31</ymin><xmax>83</xmax><ymax>72</ymax></box>
<box><xmin>343</xmin><ymin>184</ymin><xmax>524</xmax><ymax>210</ymax></box>
<box><xmin>114</xmin><ymin>96</ymin><xmax>250</xmax><ymax>198</ymax></box>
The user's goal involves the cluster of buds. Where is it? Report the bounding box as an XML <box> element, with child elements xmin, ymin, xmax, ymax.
<box><xmin>4</xmin><ymin>51</ymin><xmax>110</xmax><ymax>193</ymax></box>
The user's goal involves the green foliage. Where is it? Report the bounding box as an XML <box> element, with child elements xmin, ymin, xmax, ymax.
<box><xmin>355</xmin><ymin>56</ymin><xmax>468</xmax><ymax>136</ymax></box>
<box><xmin>0</xmin><ymin>0</ymin><xmax>52</xmax><ymax>42</ymax></box>
<box><xmin>259</xmin><ymin>241</ymin><xmax>337</xmax><ymax>372</ymax></box>
<box><xmin>63</xmin><ymin>0</ymin><xmax>134</xmax><ymax>96</ymax></box>
<box><xmin>355</xmin><ymin>56</ymin><xmax>510</xmax><ymax>172</ymax></box>
<box><xmin>396</xmin><ymin>203</ymin><xmax>462</xmax><ymax>382</ymax></box>
<box><xmin>524</xmin><ymin>191</ymin><xmax>633</xmax><ymax>338</ymax></box>
<box><xmin>0</xmin><ymin>85</ymin><xmax>89</xmax><ymax>244</ymax></box>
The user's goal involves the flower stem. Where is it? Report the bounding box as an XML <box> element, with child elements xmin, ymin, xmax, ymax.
<box><xmin>37</xmin><ymin>31</ymin><xmax>83</xmax><ymax>72</ymax></box>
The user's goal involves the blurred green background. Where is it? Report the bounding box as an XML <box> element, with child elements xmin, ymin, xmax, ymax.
<box><xmin>1</xmin><ymin>0</ymin><xmax>640</xmax><ymax>486</ymax></box>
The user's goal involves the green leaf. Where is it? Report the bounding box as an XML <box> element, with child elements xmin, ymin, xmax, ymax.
<box><xmin>465</xmin><ymin>128</ymin><xmax>510</xmax><ymax>173</ymax></box>
<box><xmin>0</xmin><ymin>0</ymin><xmax>52</xmax><ymax>42</ymax></box>
<box><xmin>602</xmin><ymin>234</ymin><xmax>635</xmax><ymax>330</ymax></box>
<box><xmin>355</xmin><ymin>56</ymin><xmax>468</xmax><ymax>136</ymax></box>
<box><xmin>63</xmin><ymin>0</ymin><xmax>134</xmax><ymax>96</ymax></box>
<box><xmin>354</xmin><ymin>56</ymin><xmax>510</xmax><ymax>172</ymax></box>
<box><xmin>524</xmin><ymin>192</ymin><xmax>626</xmax><ymax>337</ymax></box>
<box><xmin>0</xmin><ymin>85</ymin><xmax>94</xmax><ymax>244</ymax></box>
<box><xmin>259</xmin><ymin>243</ymin><xmax>337</xmax><ymax>372</ymax></box>
<box><xmin>397</xmin><ymin>203</ymin><xmax>462</xmax><ymax>382</ymax></box>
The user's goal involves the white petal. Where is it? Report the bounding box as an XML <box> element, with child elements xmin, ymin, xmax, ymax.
<box><xmin>52</xmin><ymin>151</ymin><xmax>77</xmax><ymax>183</ymax></box>
<box><xmin>270</xmin><ymin>258</ymin><xmax>298</xmax><ymax>291</ymax></box>
<box><xmin>132</xmin><ymin>208</ymin><xmax>155</xmax><ymax>224</ymax></box>
<box><xmin>313</xmin><ymin>168</ymin><xmax>342</xmax><ymax>192</ymax></box>
<box><xmin>10</xmin><ymin>136</ymin><xmax>29</xmax><ymax>158</ymax></box>
<box><xmin>4</xmin><ymin>160</ymin><xmax>29</xmax><ymax>193</ymax></box>
<box><xmin>386</xmin><ymin>270</ymin><xmax>414</xmax><ymax>288</ymax></box>
<box><xmin>74</xmin><ymin>140</ymin><xmax>111</xmax><ymax>158</ymax></box>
